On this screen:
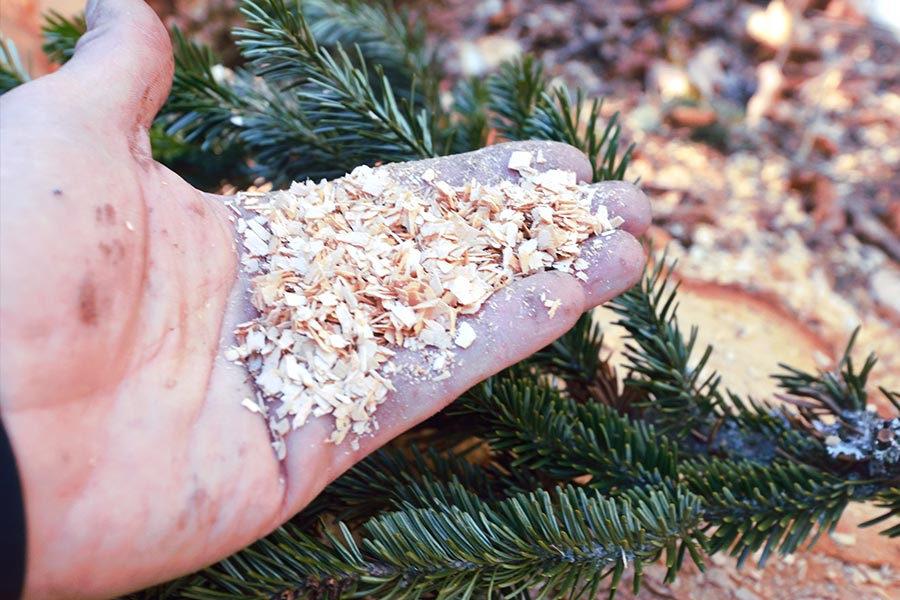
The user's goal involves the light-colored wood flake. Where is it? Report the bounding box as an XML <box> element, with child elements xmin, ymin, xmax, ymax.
<box><xmin>543</xmin><ymin>296</ymin><xmax>562</xmax><ymax>319</ymax></box>
<box><xmin>507</xmin><ymin>150</ymin><xmax>534</xmax><ymax>173</ymax></box>
<box><xmin>454</xmin><ymin>322</ymin><xmax>477</xmax><ymax>348</ymax></box>
<box><xmin>227</xmin><ymin>159</ymin><xmax>625</xmax><ymax>455</ymax></box>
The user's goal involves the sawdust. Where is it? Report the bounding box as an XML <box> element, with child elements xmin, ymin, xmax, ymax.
<box><xmin>226</xmin><ymin>153</ymin><xmax>621</xmax><ymax>456</ymax></box>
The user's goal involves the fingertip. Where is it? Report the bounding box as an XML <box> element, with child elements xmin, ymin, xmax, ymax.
<box><xmin>590</xmin><ymin>181</ymin><xmax>652</xmax><ymax>237</ymax></box>
<box><xmin>576</xmin><ymin>231</ymin><xmax>646</xmax><ymax>305</ymax></box>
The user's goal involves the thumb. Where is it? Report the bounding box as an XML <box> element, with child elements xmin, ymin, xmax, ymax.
<box><xmin>56</xmin><ymin>0</ymin><xmax>173</xmax><ymax>134</ymax></box>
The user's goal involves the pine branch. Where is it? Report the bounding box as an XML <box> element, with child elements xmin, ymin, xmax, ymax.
<box><xmin>533</xmin><ymin>313</ymin><xmax>605</xmax><ymax>384</ymax></box>
<box><xmin>530</xmin><ymin>312</ymin><xmax>643</xmax><ymax>413</ymax></box>
<box><xmin>448</xmin><ymin>76</ymin><xmax>491</xmax><ymax>152</ymax></box>
<box><xmin>27</xmin><ymin>4</ymin><xmax>629</xmax><ymax>188</ymax></box>
<box><xmin>187</xmin><ymin>486</ymin><xmax>704</xmax><ymax>600</ymax></box>
<box><xmin>165</xmin><ymin>27</ymin><xmax>249</xmax><ymax>150</ymax></box>
<box><xmin>182</xmin><ymin>523</ymin><xmax>365</xmax><ymax>600</ymax></box>
<box><xmin>299</xmin><ymin>0</ymin><xmax>439</xmax><ymax>94</ymax></box>
<box><xmin>774</xmin><ymin>327</ymin><xmax>875</xmax><ymax>415</ymax></box>
<box><xmin>309</xmin><ymin>445</ymin><xmax>500</xmax><ymax>523</ymax></box>
<box><xmin>481</xmin><ymin>58</ymin><xmax>631</xmax><ymax>181</ymax></box>
<box><xmin>861</xmin><ymin>487</ymin><xmax>900</xmax><ymax>537</ymax></box>
<box><xmin>295</xmin><ymin>44</ymin><xmax>437</xmax><ymax>158</ymax></box>
<box><xmin>41</xmin><ymin>10</ymin><xmax>86</xmax><ymax>65</ymax></box>
<box><xmin>602</xmin><ymin>255</ymin><xmax>899</xmax><ymax>562</ymax></box>
<box><xmin>526</xmin><ymin>89</ymin><xmax>633</xmax><ymax>182</ymax></box>
<box><xmin>0</xmin><ymin>36</ymin><xmax>29</xmax><ymax>94</ymax></box>
<box><xmin>487</xmin><ymin>57</ymin><xmax>550</xmax><ymax>142</ymax></box>
<box><xmin>606</xmin><ymin>255</ymin><xmax>727</xmax><ymax>435</ymax></box>
<box><xmin>234</xmin><ymin>0</ymin><xmax>439</xmax><ymax>163</ymax></box>
<box><xmin>361</xmin><ymin>485</ymin><xmax>702</xmax><ymax>599</ymax></box>
<box><xmin>131</xmin><ymin>0</ymin><xmax>449</xmax><ymax>185</ymax></box>
<box><xmin>765</xmin><ymin>333</ymin><xmax>900</xmax><ymax>478</ymax></box>
<box><xmin>683</xmin><ymin>457</ymin><xmax>856</xmax><ymax>565</ymax></box>
<box><xmin>456</xmin><ymin>366</ymin><xmax>679</xmax><ymax>493</ymax></box>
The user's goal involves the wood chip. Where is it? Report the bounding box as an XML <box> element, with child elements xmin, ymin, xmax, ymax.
<box><xmin>227</xmin><ymin>160</ymin><xmax>625</xmax><ymax>455</ymax></box>
<box><xmin>454</xmin><ymin>322</ymin><xmax>477</xmax><ymax>348</ymax></box>
<box><xmin>543</xmin><ymin>296</ymin><xmax>562</xmax><ymax>318</ymax></box>
<box><xmin>508</xmin><ymin>150</ymin><xmax>535</xmax><ymax>173</ymax></box>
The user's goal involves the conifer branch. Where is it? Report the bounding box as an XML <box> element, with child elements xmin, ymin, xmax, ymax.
<box><xmin>457</xmin><ymin>367</ymin><xmax>679</xmax><ymax>493</ymax></box>
<box><xmin>235</xmin><ymin>0</ymin><xmax>439</xmax><ymax>165</ymax></box>
<box><xmin>527</xmin><ymin>89</ymin><xmax>632</xmax><ymax>182</ymax></box>
<box><xmin>184</xmin><ymin>486</ymin><xmax>704</xmax><ymax>600</ymax></box>
<box><xmin>479</xmin><ymin>58</ymin><xmax>632</xmax><ymax>181</ymax></box>
<box><xmin>18</xmin><ymin>5</ymin><xmax>631</xmax><ymax>187</ymax></box>
<box><xmin>165</xmin><ymin>28</ymin><xmax>249</xmax><ymax>151</ymax></box>
<box><xmin>606</xmin><ymin>255</ymin><xmax>898</xmax><ymax>561</ymax></box>
<box><xmin>448</xmin><ymin>77</ymin><xmax>491</xmax><ymax>153</ymax></box>
<box><xmin>769</xmin><ymin>332</ymin><xmax>899</xmax><ymax>478</ymax></box>
<box><xmin>0</xmin><ymin>36</ymin><xmax>29</xmax><ymax>94</ymax></box>
<box><xmin>533</xmin><ymin>313</ymin><xmax>605</xmax><ymax>384</ymax></box>
<box><xmin>299</xmin><ymin>0</ymin><xmax>439</xmax><ymax>94</ymax></box>
<box><xmin>309</xmin><ymin>446</ymin><xmax>499</xmax><ymax>523</ymax></box>
<box><xmin>773</xmin><ymin>327</ymin><xmax>875</xmax><ymax>415</ymax></box>
<box><xmin>861</xmin><ymin>487</ymin><xmax>900</xmax><ymax>537</ymax></box>
<box><xmin>41</xmin><ymin>10</ymin><xmax>86</xmax><ymax>65</ymax></box>
<box><xmin>607</xmin><ymin>256</ymin><xmax>727</xmax><ymax>435</ymax></box>
<box><xmin>683</xmin><ymin>457</ymin><xmax>855</xmax><ymax>565</ymax></box>
<box><xmin>487</xmin><ymin>57</ymin><xmax>550</xmax><ymax>142</ymax></box>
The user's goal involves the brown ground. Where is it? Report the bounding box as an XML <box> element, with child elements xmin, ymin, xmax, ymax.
<box><xmin>442</xmin><ymin>3</ymin><xmax>900</xmax><ymax>598</ymax></box>
<box><xmin>3</xmin><ymin>0</ymin><xmax>898</xmax><ymax>598</ymax></box>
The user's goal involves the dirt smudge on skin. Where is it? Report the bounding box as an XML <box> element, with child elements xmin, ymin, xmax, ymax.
<box><xmin>95</xmin><ymin>204</ymin><xmax>116</xmax><ymax>225</ymax></box>
<box><xmin>189</xmin><ymin>201</ymin><xmax>206</xmax><ymax>217</ymax></box>
<box><xmin>78</xmin><ymin>278</ymin><xmax>99</xmax><ymax>326</ymax></box>
<box><xmin>98</xmin><ymin>240</ymin><xmax>126</xmax><ymax>264</ymax></box>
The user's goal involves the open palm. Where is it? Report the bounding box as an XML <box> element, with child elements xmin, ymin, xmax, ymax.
<box><xmin>0</xmin><ymin>2</ymin><xmax>650</xmax><ymax>598</ymax></box>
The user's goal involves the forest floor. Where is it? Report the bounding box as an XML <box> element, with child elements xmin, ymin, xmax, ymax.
<box><xmin>431</xmin><ymin>4</ymin><xmax>900</xmax><ymax>596</ymax></box>
<box><xmin>3</xmin><ymin>0</ymin><xmax>898</xmax><ymax>598</ymax></box>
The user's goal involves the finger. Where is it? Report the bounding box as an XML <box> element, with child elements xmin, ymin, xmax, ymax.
<box><xmin>590</xmin><ymin>181</ymin><xmax>652</xmax><ymax>238</ymax></box>
<box><xmin>380</xmin><ymin>140</ymin><xmax>593</xmax><ymax>188</ymax></box>
<box><xmin>380</xmin><ymin>143</ymin><xmax>651</xmax><ymax>238</ymax></box>
<box><xmin>374</xmin><ymin>232</ymin><xmax>643</xmax><ymax>428</ymax></box>
<box><xmin>292</xmin><ymin>230</ymin><xmax>644</xmax><ymax>488</ymax></box>
<box><xmin>278</xmin><ymin>269</ymin><xmax>586</xmax><ymax>501</ymax></box>
<box><xmin>573</xmin><ymin>230</ymin><xmax>646</xmax><ymax>304</ymax></box>
<box><xmin>54</xmin><ymin>0</ymin><xmax>173</xmax><ymax>133</ymax></box>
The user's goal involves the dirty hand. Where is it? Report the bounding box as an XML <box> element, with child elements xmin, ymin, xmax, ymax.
<box><xmin>0</xmin><ymin>0</ymin><xmax>649</xmax><ymax>598</ymax></box>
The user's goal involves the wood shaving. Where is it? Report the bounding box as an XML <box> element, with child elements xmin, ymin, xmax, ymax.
<box><xmin>541</xmin><ymin>292</ymin><xmax>563</xmax><ymax>319</ymax></box>
<box><xmin>454</xmin><ymin>322</ymin><xmax>477</xmax><ymax>348</ymax></box>
<box><xmin>228</xmin><ymin>152</ymin><xmax>624</xmax><ymax>456</ymax></box>
<box><xmin>507</xmin><ymin>150</ymin><xmax>536</xmax><ymax>174</ymax></box>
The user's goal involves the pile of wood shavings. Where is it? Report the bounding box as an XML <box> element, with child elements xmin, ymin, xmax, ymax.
<box><xmin>227</xmin><ymin>151</ymin><xmax>624</xmax><ymax>456</ymax></box>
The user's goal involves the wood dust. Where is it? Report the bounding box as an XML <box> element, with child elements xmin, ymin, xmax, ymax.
<box><xmin>225</xmin><ymin>152</ymin><xmax>622</xmax><ymax>456</ymax></box>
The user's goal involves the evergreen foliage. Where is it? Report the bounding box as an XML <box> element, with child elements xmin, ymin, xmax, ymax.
<box><xmin>4</xmin><ymin>2</ymin><xmax>898</xmax><ymax>598</ymax></box>
<box><xmin>41</xmin><ymin>10</ymin><xmax>86</xmax><ymax>64</ymax></box>
<box><xmin>0</xmin><ymin>39</ymin><xmax>27</xmax><ymax>93</ymax></box>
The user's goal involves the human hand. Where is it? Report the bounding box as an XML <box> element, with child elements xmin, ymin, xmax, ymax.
<box><xmin>0</xmin><ymin>1</ymin><xmax>650</xmax><ymax>598</ymax></box>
